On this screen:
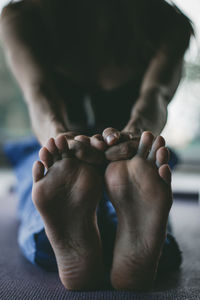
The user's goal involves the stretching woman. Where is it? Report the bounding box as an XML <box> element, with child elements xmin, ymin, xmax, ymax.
<box><xmin>0</xmin><ymin>0</ymin><xmax>193</xmax><ymax>290</ymax></box>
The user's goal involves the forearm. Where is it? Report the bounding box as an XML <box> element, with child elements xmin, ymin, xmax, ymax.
<box><xmin>26</xmin><ymin>89</ymin><xmax>68</xmax><ymax>145</ymax></box>
<box><xmin>123</xmin><ymin>42</ymin><xmax>186</xmax><ymax>137</ymax></box>
<box><xmin>123</xmin><ymin>88</ymin><xmax>169</xmax><ymax>136</ymax></box>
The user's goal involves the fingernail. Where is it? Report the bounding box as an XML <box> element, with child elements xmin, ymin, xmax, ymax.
<box><xmin>106</xmin><ymin>134</ymin><xmax>117</xmax><ymax>144</ymax></box>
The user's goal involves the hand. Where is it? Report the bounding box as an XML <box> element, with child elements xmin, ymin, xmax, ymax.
<box><xmin>57</xmin><ymin>132</ymin><xmax>108</xmax><ymax>166</ymax></box>
<box><xmin>102</xmin><ymin>127</ymin><xmax>141</xmax><ymax>162</ymax></box>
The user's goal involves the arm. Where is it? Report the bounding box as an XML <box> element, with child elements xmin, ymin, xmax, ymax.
<box><xmin>123</xmin><ymin>2</ymin><xmax>194</xmax><ymax>137</ymax></box>
<box><xmin>123</xmin><ymin>47</ymin><xmax>183</xmax><ymax>136</ymax></box>
<box><xmin>103</xmin><ymin>17</ymin><xmax>193</xmax><ymax>161</ymax></box>
<box><xmin>0</xmin><ymin>4</ymin><xmax>67</xmax><ymax>145</ymax></box>
<box><xmin>0</xmin><ymin>4</ymin><xmax>107</xmax><ymax>165</ymax></box>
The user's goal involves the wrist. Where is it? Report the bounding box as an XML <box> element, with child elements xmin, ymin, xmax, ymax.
<box><xmin>37</xmin><ymin>122</ymin><xmax>68</xmax><ymax>146</ymax></box>
<box><xmin>56</xmin><ymin>131</ymin><xmax>77</xmax><ymax>139</ymax></box>
<box><xmin>123</xmin><ymin>120</ymin><xmax>145</xmax><ymax>136</ymax></box>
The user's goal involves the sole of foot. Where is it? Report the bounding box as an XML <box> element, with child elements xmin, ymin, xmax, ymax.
<box><xmin>32</xmin><ymin>136</ymin><xmax>105</xmax><ymax>290</ymax></box>
<box><xmin>105</xmin><ymin>131</ymin><xmax>172</xmax><ymax>291</ymax></box>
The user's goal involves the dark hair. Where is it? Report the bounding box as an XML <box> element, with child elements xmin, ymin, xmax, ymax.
<box><xmin>15</xmin><ymin>0</ymin><xmax>194</xmax><ymax>69</ymax></box>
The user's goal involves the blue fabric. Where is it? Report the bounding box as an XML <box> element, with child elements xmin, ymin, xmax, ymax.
<box><xmin>3</xmin><ymin>137</ymin><xmax>181</xmax><ymax>274</ymax></box>
<box><xmin>4</xmin><ymin>137</ymin><xmax>43</xmax><ymax>263</ymax></box>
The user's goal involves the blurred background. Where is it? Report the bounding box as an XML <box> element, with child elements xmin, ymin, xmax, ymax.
<box><xmin>0</xmin><ymin>0</ymin><xmax>200</xmax><ymax>196</ymax></box>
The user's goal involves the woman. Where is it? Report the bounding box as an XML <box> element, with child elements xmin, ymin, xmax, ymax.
<box><xmin>0</xmin><ymin>0</ymin><xmax>193</xmax><ymax>290</ymax></box>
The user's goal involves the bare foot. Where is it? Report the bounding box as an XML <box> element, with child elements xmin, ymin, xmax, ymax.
<box><xmin>105</xmin><ymin>131</ymin><xmax>172</xmax><ymax>290</ymax></box>
<box><xmin>32</xmin><ymin>136</ymin><xmax>105</xmax><ymax>290</ymax></box>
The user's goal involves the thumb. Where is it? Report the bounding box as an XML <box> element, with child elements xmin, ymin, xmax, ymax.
<box><xmin>102</xmin><ymin>127</ymin><xmax>121</xmax><ymax>146</ymax></box>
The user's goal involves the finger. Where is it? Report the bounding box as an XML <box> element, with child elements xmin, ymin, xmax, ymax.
<box><xmin>69</xmin><ymin>140</ymin><xmax>106</xmax><ymax>165</ymax></box>
<box><xmin>90</xmin><ymin>134</ymin><xmax>108</xmax><ymax>151</ymax></box>
<box><xmin>105</xmin><ymin>140</ymin><xmax>139</xmax><ymax>161</ymax></box>
<box><xmin>120</xmin><ymin>132</ymin><xmax>141</xmax><ymax>143</ymax></box>
<box><xmin>137</xmin><ymin>131</ymin><xmax>154</xmax><ymax>158</ymax></box>
<box><xmin>102</xmin><ymin>127</ymin><xmax>121</xmax><ymax>146</ymax></box>
<box><xmin>57</xmin><ymin>132</ymin><xmax>77</xmax><ymax>140</ymax></box>
<box><xmin>74</xmin><ymin>135</ymin><xmax>90</xmax><ymax>144</ymax></box>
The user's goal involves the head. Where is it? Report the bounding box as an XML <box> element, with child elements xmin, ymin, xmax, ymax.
<box><xmin>30</xmin><ymin>0</ymin><xmax>194</xmax><ymax>69</ymax></box>
<box><xmin>31</xmin><ymin>0</ymin><xmax>149</xmax><ymax>59</ymax></box>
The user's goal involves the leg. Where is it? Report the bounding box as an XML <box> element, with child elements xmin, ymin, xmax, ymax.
<box><xmin>32</xmin><ymin>136</ymin><xmax>105</xmax><ymax>290</ymax></box>
<box><xmin>105</xmin><ymin>132</ymin><xmax>173</xmax><ymax>290</ymax></box>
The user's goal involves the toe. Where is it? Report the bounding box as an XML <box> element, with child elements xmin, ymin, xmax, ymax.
<box><xmin>46</xmin><ymin>138</ymin><xmax>59</xmax><ymax>157</ymax></box>
<box><xmin>159</xmin><ymin>164</ymin><xmax>171</xmax><ymax>184</ymax></box>
<box><xmin>32</xmin><ymin>161</ymin><xmax>45</xmax><ymax>183</ymax></box>
<box><xmin>39</xmin><ymin>147</ymin><xmax>53</xmax><ymax>168</ymax></box>
<box><xmin>46</xmin><ymin>138</ymin><xmax>60</xmax><ymax>163</ymax></box>
<box><xmin>137</xmin><ymin>131</ymin><xmax>154</xmax><ymax>158</ymax></box>
<box><xmin>55</xmin><ymin>135</ymin><xmax>70</xmax><ymax>159</ymax></box>
<box><xmin>156</xmin><ymin>147</ymin><xmax>169</xmax><ymax>167</ymax></box>
<box><xmin>148</xmin><ymin>136</ymin><xmax>165</xmax><ymax>162</ymax></box>
<box><xmin>90</xmin><ymin>134</ymin><xmax>107</xmax><ymax>151</ymax></box>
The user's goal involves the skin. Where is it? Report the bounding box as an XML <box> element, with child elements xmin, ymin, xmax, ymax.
<box><xmin>32</xmin><ymin>132</ymin><xmax>172</xmax><ymax>290</ymax></box>
<box><xmin>0</xmin><ymin>0</ymin><xmax>192</xmax><ymax>159</ymax></box>
<box><xmin>105</xmin><ymin>132</ymin><xmax>172</xmax><ymax>290</ymax></box>
<box><xmin>33</xmin><ymin>136</ymin><xmax>105</xmax><ymax>290</ymax></box>
<box><xmin>0</xmin><ymin>0</ymin><xmax>192</xmax><ymax>290</ymax></box>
